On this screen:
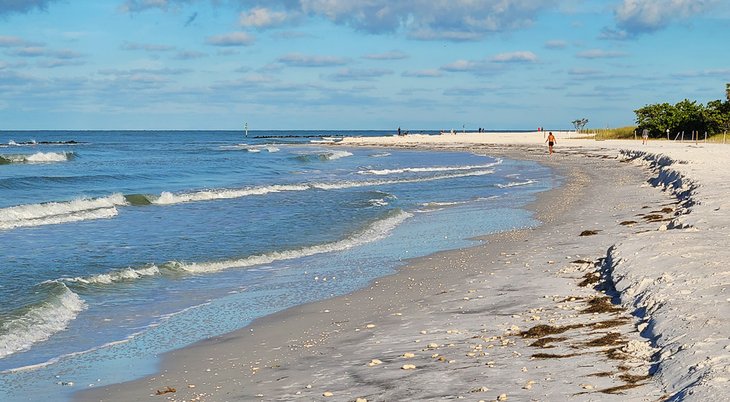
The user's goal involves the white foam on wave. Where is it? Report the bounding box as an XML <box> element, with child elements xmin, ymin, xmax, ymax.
<box><xmin>358</xmin><ymin>160</ymin><xmax>502</xmax><ymax>175</ymax></box>
<box><xmin>496</xmin><ymin>179</ymin><xmax>537</xmax><ymax>188</ymax></box>
<box><xmin>421</xmin><ymin>200</ymin><xmax>468</xmax><ymax>207</ymax></box>
<box><xmin>1</xmin><ymin>299</ymin><xmax>213</xmax><ymax>373</ymax></box>
<box><xmin>152</xmin><ymin>184</ymin><xmax>310</xmax><ymax>205</ymax></box>
<box><xmin>0</xmin><ymin>283</ymin><xmax>86</xmax><ymax>359</ymax></box>
<box><xmin>0</xmin><ymin>194</ymin><xmax>127</xmax><ymax>231</ymax></box>
<box><xmin>326</xmin><ymin>150</ymin><xmax>353</xmax><ymax>160</ymax></box>
<box><xmin>420</xmin><ymin>195</ymin><xmax>500</xmax><ymax>210</ymax></box>
<box><xmin>368</xmin><ymin>198</ymin><xmax>390</xmax><ymax>207</ymax></box>
<box><xmin>370</xmin><ymin>152</ymin><xmax>391</xmax><ymax>158</ymax></box>
<box><xmin>312</xmin><ymin>169</ymin><xmax>495</xmax><ymax>190</ymax></box>
<box><xmin>220</xmin><ymin>144</ymin><xmax>279</xmax><ymax>153</ymax></box>
<box><xmin>149</xmin><ymin>170</ymin><xmax>492</xmax><ymax>206</ymax></box>
<box><xmin>59</xmin><ymin>265</ymin><xmax>161</xmax><ymax>285</ymax></box>
<box><xmin>2</xmin><ymin>151</ymin><xmax>73</xmax><ymax>163</ymax></box>
<box><xmin>168</xmin><ymin>210</ymin><xmax>412</xmax><ymax>274</ymax></box>
<box><xmin>295</xmin><ymin>150</ymin><xmax>353</xmax><ymax>161</ymax></box>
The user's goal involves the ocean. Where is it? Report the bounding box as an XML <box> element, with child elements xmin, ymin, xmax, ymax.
<box><xmin>0</xmin><ymin>130</ymin><xmax>559</xmax><ymax>401</ymax></box>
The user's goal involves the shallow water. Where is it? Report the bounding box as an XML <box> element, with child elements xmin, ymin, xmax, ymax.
<box><xmin>0</xmin><ymin>130</ymin><xmax>559</xmax><ymax>401</ymax></box>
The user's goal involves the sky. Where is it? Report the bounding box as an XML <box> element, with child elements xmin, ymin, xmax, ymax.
<box><xmin>0</xmin><ymin>0</ymin><xmax>729</xmax><ymax>131</ymax></box>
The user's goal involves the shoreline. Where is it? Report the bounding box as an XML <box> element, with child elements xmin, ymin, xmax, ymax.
<box><xmin>77</xmin><ymin>136</ymin><xmax>729</xmax><ymax>401</ymax></box>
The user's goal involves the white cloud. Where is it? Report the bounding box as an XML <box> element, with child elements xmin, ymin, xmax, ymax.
<box><xmin>6</xmin><ymin>45</ymin><xmax>84</xmax><ymax>60</ymax></box>
<box><xmin>121</xmin><ymin>42</ymin><xmax>176</xmax><ymax>52</ymax></box>
<box><xmin>671</xmin><ymin>69</ymin><xmax>730</xmax><ymax>78</ymax></box>
<box><xmin>402</xmin><ymin>69</ymin><xmax>442</xmax><ymax>78</ymax></box>
<box><xmin>362</xmin><ymin>50</ymin><xmax>408</xmax><ymax>60</ymax></box>
<box><xmin>38</xmin><ymin>59</ymin><xmax>85</xmax><ymax>68</ymax></box>
<box><xmin>545</xmin><ymin>40</ymin><xmax>568</xmax><ymax>49</ymax></box>
<box><xmin>119</xmin><ymin>0</ymin><xmax>175</xmax><ymax>13</ymax></box>
<box><xmin>126</xmin><ymin>0</ymin><xmax>558</xmax><ymax>41</ymax></box>
<box><xmin>8</xmin><ymin>47</ymin><xmax>47</xmax><ymax>57</ymax></box>
<box><xmin>205</xmin><ymin>32</ymin><xmax>255</xmax><ymax>47</ymax></box>
<box><xmin>328</xmin><ymin>68</ymin><xmax>393</xmax><ymax>81</ymax></box>
<box><xmin>440</xmin><ymin>51</ymin><xmax>537</xmax><ymax>75</ymax></box>
<box><xmin>441</xmin><ymin>59</ymin><xmax>483</xmax><ymax>72</ymax></box>
<box><xmin>568</xmin><ymin>68</ymin><xmax>604</xmax><ymax>76</ymax></box>
<box><xmin>408</xmin><ymin>29</ymin><xmax>484</xmax><ymax>42</ymax></box>
<box><xmin>277</xmin><ymin>53</ymin><xmax>349</xmax><ymax>67</ymax></box>
<box><xmin>576</xmin><ymin>49</ymin><xmax>627</xmax><ymax>59</ymax></box>
<box><xmin>240</xmin><ymin>7</ymin><xmax>290</xmax><ymax>28</ymax></box>
<box><xmin>613</xmin><ymin>0</ymin><xmax>721</xmax><ymax>36</ymax></box>
<box><xmin>491</xmin><ymin>51</ymin><xmax>538</xmax><ymax>63</ymax></box>
<box><xmin>0</xmin><ymin>0</ymin><xmax>59</xmax><ymax>16</ymax></box>
<box><xmin>174</xmin><ymin>50</ymin><xmax>207</xmax><ymax>60</ymax></box>
<box><xmin>295</xmin><ymin>0</ymin><xmax>555</xmax><ymax>39</ymax></box>
<box><xmin>0</xmin><ymin>36</ymin><xmax>36</xmax><ymax>47</ymax></box>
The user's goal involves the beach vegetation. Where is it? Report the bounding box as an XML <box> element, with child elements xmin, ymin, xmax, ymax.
<box><xmin>591</xmin><ymin>126</ymin><xmax>637</xmax><ymax>139</ymax></box>
<box><xmin>634</xmin><ymin>84</ymin><xmax>730</xmax><ymax>138</ymax></box>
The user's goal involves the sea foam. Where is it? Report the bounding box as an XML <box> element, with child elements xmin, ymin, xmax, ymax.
<box><xmin>0</xmin><ymin>194</ymin><xmax>127</xmax><ymax>230</ymax></box>
<box><xmin>0</xmin><ymin>152</ymin><xmax>74</xmax><ymax>164</ymax></box>
<box><xmin>166</xmin><ymin>210</ymin><xmax>412</xmax><ymax>274</ymax></box>
<box><xmin>293</xmin><ymin>150</ymin><xmax>353</xmax><ymax>162</ymax></box>
<box><xmin>60</xmin><ymin>265</ymin><xmax>161</xmax><ymax>285</ymax></box>
<box><xmin>148</xmin><ymin>170</ymin><xmax>493</xmax><ymax>206</ymax></box>
<box><xmin>0</xmin><ymin>283</ymin><xmax>86</xmax><ymax>359</ymax></box>
<box><xmin>311</xmin><ymin>169</ymin><xmax>495</xmax><ymax>190</ymax></box>
<box><xmin>496</xmin><ymin>179</ymin><xmax>537</xmax><ymax>188</ymax></box>
<box><xmin>358</xmin><ymin>160</ymin><xmax>502</xmax><ymax>175</ymax></box>
<box><xmin>152</xmin><ymin>184</ymin><xmax>311</xmax><ymax>205</ymax></box>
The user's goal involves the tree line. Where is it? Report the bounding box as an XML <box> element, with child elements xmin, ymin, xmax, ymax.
<box><xmin>634</xmin><ymin>84</ymin><xmax>730</xmax><ymax>138</ymax></box>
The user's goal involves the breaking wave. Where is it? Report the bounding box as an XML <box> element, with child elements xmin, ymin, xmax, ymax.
<box><xmin>496</xmin><ymin>179</ymin><xmax>537</xmax><ymax>188</ymax></box>
<box><xmin>358</xmin><ymin>160</ymin><xmax>501</xmax><ymax>175</ymax></box>
<box><xmin>142</xmin><ymin>170</ymin><xmax>494</xmax><ymax>206</ymax></box>
<box><xmin>151</xmin><ymin>184</ymin><xmax>311</xmax><ymax>205</ymax></box>
<box><xmin>166</xmin><ymin>210</ymin><xmax>412</xmax><ymax>274</ymax></box>
<box><xmin>0</xmin><ymin>194</ymin><xmax>126</xmax><ymax>231</ymax></box>
<box><xmin>224</xmin><ymin>144</ymin><xmax>280</xmax><ymax>153</ymax></box>
<box><xmin>0</xmin><ymin>282</ymin><xmax>86</xmax><ymax>359</ymax></box>
<box><xmin>293</xmin><ymin>150</ymin><xmax>353</xmax><ymax>162</ymax></box>
<box><xmin>59</xmin><ymin>265</ymin><xmax>161</xmax><ymax>286</ymax></box>
<box><xmin>0</xmin><ymin>152</ymin><xmax>74</xmax><ymax>165</ymax></box>
<box><xmin>0</xmin><ymin>169</ymin><xmax>495</xmax><ymax>229</ymax></box>
<box><xmin>310</xmin><ymin>169</ymin><xmax>494</xmax><ymax>190</ymax></box>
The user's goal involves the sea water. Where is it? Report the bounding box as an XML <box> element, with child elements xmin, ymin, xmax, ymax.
<box><xmin>0</xmin><ymin>130</ymin><xmax>559</xmax><ymax>401</ymax></box>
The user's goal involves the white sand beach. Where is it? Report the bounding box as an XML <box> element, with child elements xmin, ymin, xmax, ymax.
<box><xmin>77</xmin><ymin>133</ymin><xmax>729</xmax><ymax>402</ymax></box>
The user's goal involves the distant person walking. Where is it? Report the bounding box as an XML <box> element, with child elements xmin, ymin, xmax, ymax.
<box><xmin>546</xmin><ymin>131</ymin><xmax>556</xmax><ymax>155</ymax></box>
<box><xmin>642</xmin><ymin>128</ymin><xmax>649</xmax><ymax>145</ymax></box>
<box><xmin>397</xmin><ymin>126</ymin><xmax>401</xmax><ymax>136</ymax></box>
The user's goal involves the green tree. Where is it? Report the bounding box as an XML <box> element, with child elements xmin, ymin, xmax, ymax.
<box><xmin>673</xmin><ymin>99</ymin><xmax>707</xmax><ymax>135</ymax></box>
<box><xmin>707</xmin><ymin>99</ymin><xmax>730</xmax><ymax>134</ymax></box>
<box><xmin>571</xmin><ymin>118</ymin><xmax>588</xmax><ymax>133</ymax></box>
<box><xmin>634</xmin><ymin>85</ymin><xmax>730</xmax><ymax>137</ymax></box>
<box><xmin>634</xmin><ymin>103</ymin><xmax>674</xmax><ymax>137</ymax></box>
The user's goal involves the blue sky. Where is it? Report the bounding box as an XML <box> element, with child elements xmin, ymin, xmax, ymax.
<box><xmin>1</xmin><ymin>0</ymin><xmax>729</xmax><ymax>130</ymax></box>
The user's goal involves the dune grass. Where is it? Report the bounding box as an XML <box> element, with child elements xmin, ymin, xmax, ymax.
<box><xmin>589</xmin><ymin>126</ymin><xmax>638</xmax><ymax>140</ymax></box>
<box><xmin>586</xmin><ymin>127</ymin><xmax>729</xmax><ymax>143</ymax></box>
